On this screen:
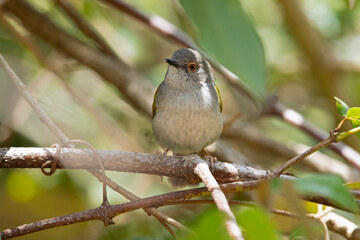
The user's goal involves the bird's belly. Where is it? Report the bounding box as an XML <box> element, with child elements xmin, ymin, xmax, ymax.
<box><xmin>152</xmin><ymin>110</ymin><xmax>223</xmax><ymax>154</ymax></box>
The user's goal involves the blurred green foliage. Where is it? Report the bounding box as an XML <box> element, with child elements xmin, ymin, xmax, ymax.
<box><xmin>181</xmin><ymin>207</ymin><xmax>231</xmax><ymax>240</ymax></box>
<box><xmin>295</xmin><ymin>173</ymin><xmax>359</xmax><ymax>212</ymax></box>
<box><xmin>236</xmin><ymin>206</ymin><xmax>281</xmax><ymax>240</ymax></box>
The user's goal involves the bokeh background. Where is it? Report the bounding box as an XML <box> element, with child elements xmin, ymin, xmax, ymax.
<box><xmin>1</xmin><ymin>0</ymin><xmax>360</xmax><ymax>239</ymax></box>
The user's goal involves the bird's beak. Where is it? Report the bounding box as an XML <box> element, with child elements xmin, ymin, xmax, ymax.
<box><xmin>165</xmin><ymin>58</ymin><xmax>178</xmax><ymax>67</ymax></box>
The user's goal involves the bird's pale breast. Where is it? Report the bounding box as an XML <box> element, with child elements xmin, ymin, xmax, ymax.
<box><xmin>152</xmin><ymin>84</ymin><xmax>223</xmax><ymax>154</ymax></box>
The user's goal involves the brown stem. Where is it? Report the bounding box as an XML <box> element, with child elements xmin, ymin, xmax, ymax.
<box><xmin>272</xmin><ymin>133</ymin><xmax>336</xmax><ymax>176</ymax></box>
<box><xmin>89</xmin><ymin>170</ymin><xmax>191</xmax><ymax>233</ymax></box>
<box><xmin>267</xmin><ymin>100</ymin><xmax>360</xmax><ymax>169</ymax></box>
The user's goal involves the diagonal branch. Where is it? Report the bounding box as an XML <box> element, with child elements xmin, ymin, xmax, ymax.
<box><xmin>90</xmin><ymin>170</ymin><xmax>191</xmax><ymax>235</ymax></box>
<box><xmin>54</xmin><ymin>0</ymin><xmax>119</xmax><ymax>59</ymax></box>
<box><xmin>194</xmin><ymin>160</ymin><xmax>243</xmax><ymax>240</ymax></box>
<box><xmin>265</xmin><ymin>98</ymin><xmax>360</xmax><ymax>169</ymax></box>
<box><xmin>272</xmin><ymin>133</ymin><xmax>336</xmax><ymax>176</ymax></box>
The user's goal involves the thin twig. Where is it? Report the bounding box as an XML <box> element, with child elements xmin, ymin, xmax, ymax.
<box><xmin>90</xmin><ymin>170</ymin><xmax>191</xmax><ymax>233</ymax></box>
<box><xmin>222</xmin><ymin>126</ymin><xmax>360</xmax><ymax>181</ymax></box>
<box><xmin>0</xmin><ymin>54</ymin><xmax>71</xmax><ymax>146</ymax></box>
<box><xmin>266</xmin><ymin>100</ymin><xmax>360</xmax><ymax>169</ymax></box>
<box><xmin>194</xmin><ymin>160</ymin><xmax>243</xmax><ymax>240</ymax></box>
<box><xmin>67</xmin><ymin>140</ymin><xmax>109</xmax><ymax>205</ymax></box>
<box><xmin>272</xmin><ymin>132</ymin><xmax>336</xmax><ymax>176</ymax></box>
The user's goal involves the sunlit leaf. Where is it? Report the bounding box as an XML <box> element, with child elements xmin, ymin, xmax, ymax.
<box><xmin>345</xmin><ymin>181</ymin><xmax>360</xmax><ymax>191</ymax></box>
<box><xmin>236</xmin><ymin>206</ymin><xmax>281</xmax><ymax>240</ymax></box>
<box><xmin>6</xmin><ymin>171</ymin><xmax>38</xmax><ymax>203</ymax></box>
<box><xmin>334</xmin><ymin>97</ymin><xmax>349</xmax><ymax>117</ymax></box>
<box><xmin>304</xmin><ymin>201</ymin><xmax>319</xmax><ymax>214</ymax></box>
<box><xmin>179</xmin><ymin>0</ymin><xmax>266</xmax><ymax>101</ymax></box>
<box><xmin>347</xmin><ymin>107</ymin><xmax>360</xmax><ymax>119</ymax></box>
<box><xmin>347</xmin><ymin>108</ymin><xmax>360</xmax><ymax>139</ymax></box>
<box><xmin>295</xmin><ymin>174</ymin><xmax>358</xmax><ymax>212</ymax></box>
<box><xmin>350</xmin><ymin>118</ymin><xmax>360</xmax><ymax>139</ymax></box>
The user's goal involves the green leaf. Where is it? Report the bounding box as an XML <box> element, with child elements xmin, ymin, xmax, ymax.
<box><xmin>347</xmin><ymin>107</ymin><xmax>360</xmax><ymax>119</ymax></box>
<box><xmin>182</xmin><ymin>207</ymin><xmax>231</xmax><ymax>240</ymax></box>
<box><xmin>235</xmin><ymin>206</ymin><xmax>280</xmax><ymax>240</ymax></box>
<box><xmin>295</xmin><ymin>174</ymin><xmax>358</xmax><ymax>212</ymax></box>
<box><xmin>350</xmin><ymin>118</ymin><xmax>360</xmax><ymax>139</ymax></box>
<box><xmin>346</xmin><ymin>107</ymin><xmax>360</xmax><ymax>139</ymax></box>
<box><xmin>334</xmin><ymin>97</ymin><xmax>349</xmax><ymax>117</ymax></box>
<box><xmin>179</xmin><ymin>0</ymin><xmax>266</xmax><ymax>100</ymax></box>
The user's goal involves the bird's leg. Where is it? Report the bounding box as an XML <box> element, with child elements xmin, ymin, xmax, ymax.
<box><xmin>156</xmin><ymin>148</ymin><xmax>169</xmax><ymax>182</ymax></box>
<box><xmin>156</xmin><ymin>148</ymin><xmax>169</xmax><ymax>155</ymax></box>
<box><xmin>201</xmin><ymin>148</ymin><xmax>217</xmax><ymax>168</ymax></box>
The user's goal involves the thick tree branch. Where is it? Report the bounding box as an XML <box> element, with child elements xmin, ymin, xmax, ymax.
<box><xmin>0</xmin><ymin>147</ymin><xmax>268</xmax><ymax>182</ymax></box>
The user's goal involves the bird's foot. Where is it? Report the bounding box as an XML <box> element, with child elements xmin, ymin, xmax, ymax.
<box><xmin>156</xmin><ymin>148</ymin><xmax>169</xmax><ymax>155</ymax></box>
<box><xmin>201</xmin><ymin>148</ymin><xmax>217</xmax><ymax>168</ymax></box>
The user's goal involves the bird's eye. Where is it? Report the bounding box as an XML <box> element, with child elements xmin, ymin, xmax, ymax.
<box><xmin>187</xmin><ymin>62</ymin><xmax>197</xmax><ymax>72</ymax></box>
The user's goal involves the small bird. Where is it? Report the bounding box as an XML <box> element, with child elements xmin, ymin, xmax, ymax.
<box><xmin>152</xmin><ymin>48</ymin><xmax>223</xmax><ymax>175</ymax></box>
